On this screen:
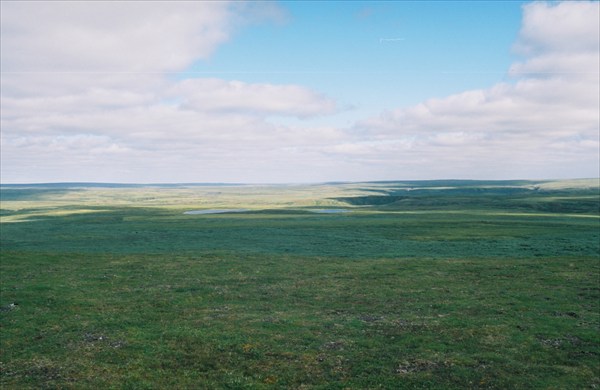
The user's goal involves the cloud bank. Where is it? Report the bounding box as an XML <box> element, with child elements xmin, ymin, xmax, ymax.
<box><xmin>1</xmin><ymin>1</ymin><xmax>286</xmax><ymax>73</ymax></box>
<box><xmin>347</xmin><ymin>1</ymin><xmax>599</xmax><ymax>179</ymax></box>
<box><xmin>1</xmin><ymin>1</ymin><xmax>598</xmax><ymax>183</ymax></box>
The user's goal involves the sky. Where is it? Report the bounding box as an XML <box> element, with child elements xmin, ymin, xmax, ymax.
<box><xmin>1</xmin><ymin>0</ymin><xmax>598</xmax><ymax>184</ymax></box>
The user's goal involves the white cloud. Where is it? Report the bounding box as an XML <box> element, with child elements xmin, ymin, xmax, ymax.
<box><xmin>0</xmin><ymin>1</ymin><xmax>341</xmax><ymax>182</ymax></box>
<box><xmin>170</xmin><ymin>78</ymin><xmax>336</xmax><ymax>118</ymax></box>
<box><xmin>1</xmin><ymin>1</ymin><xmax>288</xmax><ymax>73</ymax></box>
<box><xmin>348</xmin><ymin>1</ymin><xmax>599</xmax><ymax>180</ymax></box>
<box><xmin>5</xmin><ymin>134</ymin><xmax>131</xmax><ymax>155</ymax></box>
<box><xmin>510</xmin><ymin>1</ymin><xmax>599</xmax><ymax>77</ymax></box>
<box><xmin>514</xmin><ymin>1</ymin><xmax>599</xmax><ymax>55</ymax></box>
<box><xmin>0</xmin><ymin>1</ymin><xmax>235</xmax><ymax>72</ymax></box>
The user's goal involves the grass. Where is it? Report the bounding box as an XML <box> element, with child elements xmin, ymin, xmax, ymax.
<box><xmin>1</xmin><ymin>180</ymin><xmax>599</xmax><ymax>389</ymax></box>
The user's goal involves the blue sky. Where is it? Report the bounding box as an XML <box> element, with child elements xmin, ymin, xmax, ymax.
<box><xmin>1</xmin><ymin>1</ymin><xmax>598</xmax><ymax>183</ymax></box>
<box><xmin>189</xmin><ymin>2</ymin><xmax>523</xmax><ymax>122</ymax></box>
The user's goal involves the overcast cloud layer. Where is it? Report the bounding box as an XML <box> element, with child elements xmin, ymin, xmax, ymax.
<box><xmin>1</xmin><ymin>1</ymin><xmax>598</xmax><ymax>183</ymax></box>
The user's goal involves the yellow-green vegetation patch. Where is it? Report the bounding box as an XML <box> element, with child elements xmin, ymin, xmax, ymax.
<box><xmin>0</xmin><ymin>208</ymin><xmax>110</xmax><ymax>223</ymax></box>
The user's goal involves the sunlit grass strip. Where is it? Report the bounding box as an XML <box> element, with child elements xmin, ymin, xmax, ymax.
<box><xmin>0</xmin><ymin>209</ymin><xmax>111</xmax><ymax>223</ymax></box>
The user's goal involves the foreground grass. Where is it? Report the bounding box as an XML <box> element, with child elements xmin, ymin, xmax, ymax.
<box><xmin>1</xmin><ymin>181</ymin><xmax>599</xmax><ymax>388</ymax></box>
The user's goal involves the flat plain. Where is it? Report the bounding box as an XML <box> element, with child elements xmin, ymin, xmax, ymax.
<box><xmin>1</xmin><ymin>180</ymin><xmax>599</xmax><ymax>389</ymax></box>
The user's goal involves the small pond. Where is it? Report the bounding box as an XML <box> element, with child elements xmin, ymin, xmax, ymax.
<box><xmin>183</xmin><ymin>209</ymin><xmax>249</xmax><ymax>215</ymax></box>
<box><xmin>306</xmin><ymin>209</ymin><xmax>350</xmax><ymax>214</ymax></box>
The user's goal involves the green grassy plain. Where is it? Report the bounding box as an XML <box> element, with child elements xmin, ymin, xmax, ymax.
<box><xmin>1</xmin><ymin>180</ymin><xmax>599</xmax><ymax>389</ymax></box>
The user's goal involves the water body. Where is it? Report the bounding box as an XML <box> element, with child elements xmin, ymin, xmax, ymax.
<box><xmin>183</xmin><ymin>209</ymin><xmax>249</xmax><ymax>215</ymax></box>
<box><xmin>306</xmin><ymin>209</ymin><xmax>350</xmax><ymax>214</ymax></box>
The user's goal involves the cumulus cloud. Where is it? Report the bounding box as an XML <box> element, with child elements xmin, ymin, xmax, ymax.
<box><xmin>0</xmin><ymin>1</ymin><xmax>235</xmax><ymax>72</ymax></box>
<box><xmin>510</xmin><ymin>1</ymin><xmax>599</xmax><ymax>76</ymax></box>
<box><xmin>513</xmin><ymin>1</ymin><xmax>599</xmax><ymax>55</ymax></box>
<box><xmin>170</xmin><ymin>78</ymin><xmax>336</xmax><ymax>118</ymax></box>
<box><xmin>0</xmin><ymin>1</ymin><xmax>341</xmax><ymax>182</ymax></box>
<box><xmin>347</xmin><ymin>1</ymin><xmax>599</xmax><ymax>179</ymax></box>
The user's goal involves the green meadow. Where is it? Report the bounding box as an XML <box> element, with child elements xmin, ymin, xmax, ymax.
<box><xmin>1</xmin><ymin>180</ymin><xmax>599</xmax><ymax>389</ymax></box>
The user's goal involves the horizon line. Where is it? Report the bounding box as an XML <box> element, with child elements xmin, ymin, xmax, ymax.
<box><xmin>1</xmin><ymin>178</ymin><xmax>598</xmax><ymax>187</ymax></box>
